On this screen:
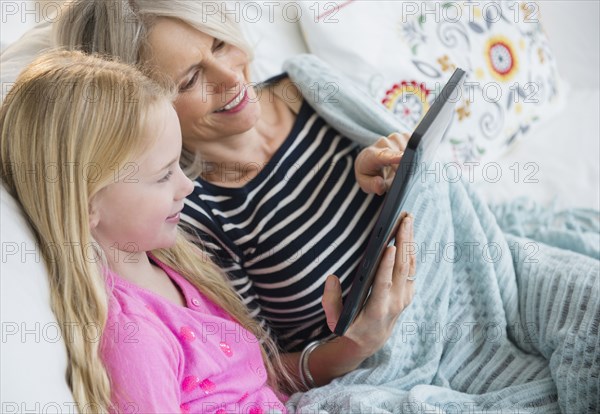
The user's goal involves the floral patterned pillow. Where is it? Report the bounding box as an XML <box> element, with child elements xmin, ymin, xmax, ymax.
<box><xmin>298</xmin><ymin>0</ymin><xmax>565</xmax><ymax>166</ymax></box>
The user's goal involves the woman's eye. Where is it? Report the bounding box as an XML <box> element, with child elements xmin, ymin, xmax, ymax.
<box><xmin>180</xmin><ymin>71</ymin><xmax>199</xmax><ymax>92</ymax></box>
<box><xmin>214</xmin><ymin>40</ymin><xmax>226</xmax><ymax>52</ymax></box>
<box><xmin>158</xmin><ymin>171</ymin><xmax>173</xmax><ymax>183</ymax></box>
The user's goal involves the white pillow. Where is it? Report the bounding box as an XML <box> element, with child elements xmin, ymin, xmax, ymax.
<box><xmin>298</xmin><ymin>0</ymin><xmax>567</xmax><ymax>168</ymax></box>
<box><xmin>538</xmin><ymin>0</ymin><xmax>600</xmax><ymax>89</ymax></box>
<box><xmin>0</xmin><ymin>185</ymin><xmax>77</xmax><ymax>411</ymax></box>
<box><xmin>0</xmin><ymin>18</ymin><xmax>53</xmax><ymax>102</ymax></box>
<box><xmin>236</xmin><ymin>0</ymin><xmax>310</xmax><ymax>82</ymax></box>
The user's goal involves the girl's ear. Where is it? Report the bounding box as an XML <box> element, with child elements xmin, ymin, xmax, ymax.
<box><xmin>88</xmin><ymin>195</ymin><xmax>101</xmax><ymax>230</ymax></box>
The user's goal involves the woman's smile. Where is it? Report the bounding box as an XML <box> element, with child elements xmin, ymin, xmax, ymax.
<box><xmin>215</xmin><ymin>87</ymin><xmax>249</xmax><ymax>114</ymax></box>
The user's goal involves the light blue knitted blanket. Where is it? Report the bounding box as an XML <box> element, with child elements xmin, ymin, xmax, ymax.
<box><xmin>283</xmin><ymin>55</ymin><xmax>600</xmax><ymax>413</ymax></box>
<box><xmin>286</xmin><ymin>178</ymin><xmax>599</xmax><ymax>413</ymax></box>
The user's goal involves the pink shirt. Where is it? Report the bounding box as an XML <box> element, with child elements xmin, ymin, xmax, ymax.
<box><xmin>100</xmin><ymin>255</ymin><xmax>286</xmax><ymax>414</ymax></box>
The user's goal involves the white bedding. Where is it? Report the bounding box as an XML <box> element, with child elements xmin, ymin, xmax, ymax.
<box><xmin>473</xmin><ymin>87</ymin><xmax>600</xmax><ymax>210</ymax></box>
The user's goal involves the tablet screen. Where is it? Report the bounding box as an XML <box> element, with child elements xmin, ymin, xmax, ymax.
<box><xmin>334</xmin><ymin>68</ymin><xmax>466</xmax><ymax>336</ymax></box>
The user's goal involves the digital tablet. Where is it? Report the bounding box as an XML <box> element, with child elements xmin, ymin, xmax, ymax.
<box><xmin>334</xmin><ymin>68</ymin><xmax>466</xmax><ymax>336</ymax></box>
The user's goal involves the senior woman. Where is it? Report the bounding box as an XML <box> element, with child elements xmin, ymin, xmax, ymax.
<box><xmin>54</xmin><ymin>0</ymin><xmax>416</xmax><ymax>391</ymax></box>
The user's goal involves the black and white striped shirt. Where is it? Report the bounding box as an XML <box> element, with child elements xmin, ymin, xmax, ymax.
<box><xmin>182</xmin><ymin>101</ymin><xmax>384</xmax><ymax>351</ymax></box>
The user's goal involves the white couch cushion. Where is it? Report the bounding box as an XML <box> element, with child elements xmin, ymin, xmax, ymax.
<box><xmin>1</xmin><ymin>185</ymin><xmax>76</xmax><ymax>412</ymax></box>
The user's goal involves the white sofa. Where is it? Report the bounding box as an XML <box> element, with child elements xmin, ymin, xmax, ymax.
<box><xmin>1</xmin><ymin>1</ymin><xmax>598</xmax><ymax>410</ymax></box>
<box><xmin>1</xmin><ymin>187</ymin><xmax>77</xmax><ymax>412</ymax></box>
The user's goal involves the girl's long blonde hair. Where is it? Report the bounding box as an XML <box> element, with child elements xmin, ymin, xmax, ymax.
<box><xmin>0</xmin><ymin>50</ymin><xmax>285</xmax><ymax>413</ymax></box>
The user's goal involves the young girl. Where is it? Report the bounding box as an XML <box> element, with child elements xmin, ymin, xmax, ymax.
<box><xmin>0</xmin><ymin>50</ymin><xmax>289</xmax><ymax>413</ymax></box>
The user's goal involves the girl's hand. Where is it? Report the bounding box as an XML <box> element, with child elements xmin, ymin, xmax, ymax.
<box><xmin>355</xmin><ymin>132</ymin><xmax>410</xmax><ymax>195</ymax></box>
<box><xmin>299</xmin><ymin>214</ymin><xmax>415</xmax><ymax>387</ymax></box>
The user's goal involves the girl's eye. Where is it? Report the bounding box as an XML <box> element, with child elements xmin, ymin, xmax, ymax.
<box><xmin>158</xmin><ymin>171</ymin><xmax>173</xmax><ymax>183</ymax></box>
<box><xmin>180</xmin><ymin>71</ymin><xmax>200</xmax><ymax>92</ymax></box>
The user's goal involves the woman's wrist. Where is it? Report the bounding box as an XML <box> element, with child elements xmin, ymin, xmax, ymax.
<box><xmin>306</xmin><ymin>335</ymin><xmax>370</xmax><ymax>387</ymax></box>
<box><xmin>280</xmin><ymin>335</ymin><xmax>372</xmax><ymax>391</ymax></box>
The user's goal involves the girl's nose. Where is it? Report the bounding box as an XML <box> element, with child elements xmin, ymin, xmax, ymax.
<box><xmin>176</xmin><ymin>168</ymin><xmax>194</xmax><ymax>200</ymax></box>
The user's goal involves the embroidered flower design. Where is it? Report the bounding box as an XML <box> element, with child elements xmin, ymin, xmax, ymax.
<box><xmin>437</xmin><ymin>55</ymin><xmax>456</xmax><ymax>72</ymax></box>
<box><xmin>485</xmin><ymin>35</ymin><xmax>519</xmax><ymax>82</ymax></box>
<box><xmin>398</xmin><ymin>20</ymin><xmax>427</xmax><ymax>54</ymax></box>
<box><xmin>381</xmin><ymin>81</ymin><xmax>431</xmax><ymax>127</ymax></box>
<box><xmin>456</xmin><ymin>100</ymin><xmax>471</xmax><ymax>121</ymax></box>
<box><xmin>449</xmin><ymin>135</ymin><xmax>485</xmax><ymax>163</ymax></box>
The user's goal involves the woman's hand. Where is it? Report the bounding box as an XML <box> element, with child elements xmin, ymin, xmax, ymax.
<box><xmin>355</xmin><ymin>132</ymin><xmax>410</xmax><ymax>195</ymax></box>
<box><xmin>323</xmin><ymin>213</ymin><xmax>416</xmax><ymax>356</ymax></box>
<box><xmin>289</xmin><ymin>213</ymin><xmax>415</xmax><ymax>388</ymax></box>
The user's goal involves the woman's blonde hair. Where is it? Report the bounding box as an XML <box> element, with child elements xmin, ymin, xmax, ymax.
<box><xmin>54</xmin><ymin>0</ymin><xmax>252</xmax><ymax>66</ymax></box>
<box><xmin>54</xmin><ymin>0</ymin><xmax>254</xmax><ymax>180</ymax></box>
<box><xmin>0</xmin><ymin>50</ymin><xmax>286</xmax><ymax>413</ymax></box>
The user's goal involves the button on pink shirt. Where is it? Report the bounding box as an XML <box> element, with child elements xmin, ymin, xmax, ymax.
<box><xmin>100</xmin><ymin>255</ymin><xmax>286</xmax><ymax>414</ymax></box>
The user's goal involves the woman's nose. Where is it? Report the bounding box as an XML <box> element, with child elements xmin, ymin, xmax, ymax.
<box><xmin>208</xmin><ymin>61</ymin><xmax>240</xmax><ymax>93</ymax></box>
